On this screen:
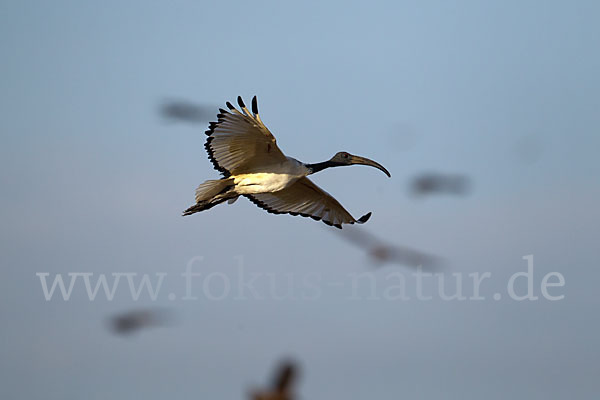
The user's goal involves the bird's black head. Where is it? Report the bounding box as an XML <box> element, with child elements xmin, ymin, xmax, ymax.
<box><xmin>328</xmin><ymin>151</ymin><xmax>391</xmax><ymax>177</ymax></box>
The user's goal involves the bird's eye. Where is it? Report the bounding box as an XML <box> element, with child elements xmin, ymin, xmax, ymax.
<box><xmin>342</xmin><ymin>153</ymin><xmax>349</xmax><ymax>158</ymax></box>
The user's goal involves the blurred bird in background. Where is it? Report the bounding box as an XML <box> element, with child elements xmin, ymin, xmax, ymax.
<box><xmin>250</xmin><ymin>359</ymin><xmax>299</xmax><ymax>400</ymax></box>
<box><xmin>409</xmin><ymin>172</ymin><xmax>470</xmax><ymax>197</ymax></box>
<box><xmin>160</xmin><ymin>99</ymin><xmax>214</xmax><ymax>124</ymax></box>
<box><xmin>335</xmin><ymin>225</ymin><xmax>440</xmax><ymax>269</ymax></box>
<box><xmin>107</xmin><ymin>308</ymin><xmax>173</xmax><ymax>335</ymax></box>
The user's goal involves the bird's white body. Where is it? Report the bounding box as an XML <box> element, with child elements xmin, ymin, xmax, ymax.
<box><xmin>233</xmin><ymin>157</ymin><xmax>308</xmax><ymax>194</ymax></box>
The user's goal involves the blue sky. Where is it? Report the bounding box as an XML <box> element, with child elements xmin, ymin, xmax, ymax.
<box><xmin>1</xmin><ymin>1</ymin><xmax>599</xmax><ymax>399</ymax></box>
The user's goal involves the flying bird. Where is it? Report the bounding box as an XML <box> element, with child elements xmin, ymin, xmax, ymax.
<box><xmin>183</xmin><ymin>96</ymin><xmax>391</xmax><ymax>228</ymax></box>
<box><xmin>335</xmin><ymin>226</ymin><xmax>440</xmax><ymax>269</ymax></box>
<box><xmin>250</xmin><ymin>359</ymin><xmax>298</xmax><ymax>400</ymax></box>
<box><xmin>160</xmin><ymin>99</ymin><xmax>213</xmax><ymax>124</ymax></box>
<box><xmin>107</xmin><ymin>308</ymin><xmax>172</xmax><ymax>335</ymax></box>
<box><xmin>410</xmin><ymin>172</ymin><xmax>470</xmax><ymax>197</ymax></box>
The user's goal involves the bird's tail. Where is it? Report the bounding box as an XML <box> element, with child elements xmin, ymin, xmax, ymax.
<box><xmin>183</xmin><ymin>178</ymin><xmax>236</xmax><ymax>216</ymax></box>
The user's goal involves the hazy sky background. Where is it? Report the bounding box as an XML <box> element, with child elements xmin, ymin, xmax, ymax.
<box><xmin>1</xmin><ymin>1</ymin><xmax>599</xmax><ymax>399</ymax></box>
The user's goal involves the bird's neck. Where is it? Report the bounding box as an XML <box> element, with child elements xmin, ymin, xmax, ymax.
<box><xmin>305</xmin><ymin>161</ymin><xmax>339</xmax><ymax>175</ymax></box>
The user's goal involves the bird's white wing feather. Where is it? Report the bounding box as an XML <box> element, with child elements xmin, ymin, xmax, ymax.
<box><xmin>205</xmin><ymin>97</ymin><xmax>286</xmax><ymax>177</ymax></box>
<box><xmin>246</xmin><ymin>177</ymin><xmax>371</xmax><ymax>229</ymax></box>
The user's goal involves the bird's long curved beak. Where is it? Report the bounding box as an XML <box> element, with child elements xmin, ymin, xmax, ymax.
<box><xmin>349</xmin><ymin>155</ymin><xmax>391</xmax><ymax>177</ymax></box>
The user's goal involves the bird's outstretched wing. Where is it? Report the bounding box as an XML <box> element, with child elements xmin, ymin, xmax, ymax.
<box><xmin>205</xmin><ymin>96</ymin><xmax>286</xmax><ymax>177</ymax></box>
<box><xmin>246</xmin><ymin>177</ymin><xmax>371</xmax><ymax>229</ymax></box>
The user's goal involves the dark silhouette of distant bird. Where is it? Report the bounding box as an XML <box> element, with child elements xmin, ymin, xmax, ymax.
<box><xmin>160</xmin><ymin>100</ymin><xmax>213</xmax><ymax>124</ymax></box>
<box><xmin>410</xmin><ymin>173</ymin><xmax>470</xmax><ymax>197</ymax></box>
<box><xmin>250</xmin><ymin>360</ymin><xmax>298</xmax><ymax>400</ymax></box>
<box><xmin>107</xmin><ymin>309</ymin><xmax>172</xmax><ymax>335</ymax></box>
<box><xmin>337</xmin><ymin>226</ymin><xmax>440</xmax><ymax>268</ymax></box>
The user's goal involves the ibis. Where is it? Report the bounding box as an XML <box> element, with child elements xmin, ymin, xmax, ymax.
<box><xmin>336</xmin><ymin>226</ymin><xmax>440</xmax><ymax>268</ymax></box>
<box><xmin>183</xmin><ymin>96</ymin><xmax>391</xmax><ymax>228</ymax></box>
<box><xmin>250</xmin><ymin>359</ymin><xmax>298</xmax><ymax>400</ymax></box>
<box><xmin>108</xmin><ymin>308</ymin><xmax>173</xmax><ymax>335</ymax></box>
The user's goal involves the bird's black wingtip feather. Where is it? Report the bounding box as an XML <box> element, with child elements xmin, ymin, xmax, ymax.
<box><xmin>226</xmin><ymin>101</ymin><xmax>235</xmax><ymax>110</ymax></box>
<box><xmin>251</xmin><ymin>96</ymin><xmax>258</xmax><ymax>115</ymax></box>
<box><xmin>357</xmin><ymin>212</ymin><xmax>372</xmax><ymax>224</ymax></box>
<box><xmin>237</xmin><ymin>96</ymin><xmax>245</xmax><ymax>109</ymax></box>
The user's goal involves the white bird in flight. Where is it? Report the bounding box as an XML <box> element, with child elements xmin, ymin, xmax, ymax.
<box><xmin>183</xmin><ymin>96</ymin><xmax>391</xmax><ymax>228</ymax></box>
